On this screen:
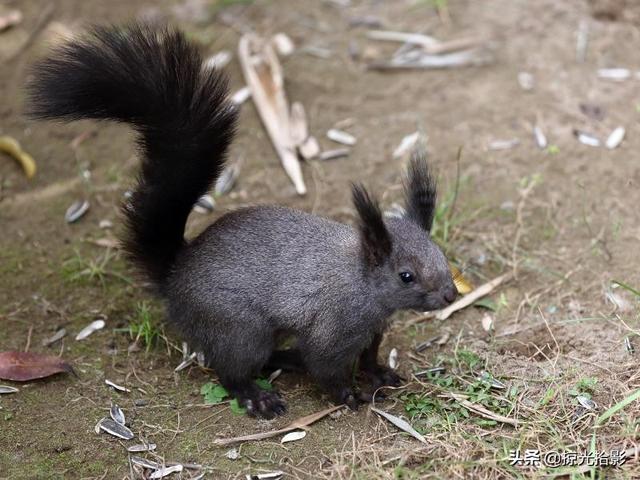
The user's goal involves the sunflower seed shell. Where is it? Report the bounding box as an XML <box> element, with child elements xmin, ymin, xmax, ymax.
<box><xmin>110</xmin><ymin>404</ymin><xmax>125</xmax><ymax>426</ymax></box>
<box><xmin>99</xmin><ymin>418</ymin><xmax>134</xmax><ymax>440</ymax></box>
<box><xmin>65</xmin><ymin>199</ymin><xmax>90</xmax><ymax>223</ymax></box>
<box><xmin>75</xmin><ymin>319</ymin><xmax>105</xmax><ymax>340</ymax></box>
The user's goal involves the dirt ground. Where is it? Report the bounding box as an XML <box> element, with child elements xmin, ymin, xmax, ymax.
<box><xmin>1</xmin><ymin>0</ymin><xmax>640</xmax><ymax>478</ymax></box>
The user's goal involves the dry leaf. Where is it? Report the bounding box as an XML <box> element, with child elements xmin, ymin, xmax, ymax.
<box><xmin>371</xmin><ymin>407</ymin><xmax>427</xmax><ymax>444</ymax></box>
<box><xmin>214</xmin><ymin>404</ymin><xmax>342</xmax><ymax>446</ymax></box>
<box><xmin>0</xmin><ymin>351</ymin><xmax>74</xmax><ymax>382</ymax></box>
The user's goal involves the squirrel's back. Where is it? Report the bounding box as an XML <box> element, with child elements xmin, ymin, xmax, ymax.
<box><xmin>168</xmin><ymin>206</ymin><xmax>369</xmax><ymax>325</ymax></box>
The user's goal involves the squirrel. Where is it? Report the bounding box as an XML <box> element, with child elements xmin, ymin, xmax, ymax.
<box><xmin>27</xmin><ymin>24</ymin><xmax>457</xmax><ymax>419</ymax></box>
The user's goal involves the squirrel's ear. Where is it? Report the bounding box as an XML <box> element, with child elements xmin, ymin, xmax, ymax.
<box><xmin>403</xmin><ymin>148</ymin><xmax>437</xmax><ymax>232</ymax></box>
<box><xmin>352</xmin><ymin>183</ymin><xmax>392</xmax><ymax>266</ymax></box>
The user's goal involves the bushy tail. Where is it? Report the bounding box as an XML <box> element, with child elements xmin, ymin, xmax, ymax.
<box><xmin>27</xmin><ymin>23</ymin><xmax>237</xmax><ymax>289</ymax></box>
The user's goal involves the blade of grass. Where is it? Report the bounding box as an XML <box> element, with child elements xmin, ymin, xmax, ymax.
<box><xmin>611</xmin><ymin>280</ymin><xmax>640</xmax><ymax>298</ymax></box>
<box><xmin>597</xmin><ymin>388</ymin><xmax>640</xmax><ymax>424</ymax></box>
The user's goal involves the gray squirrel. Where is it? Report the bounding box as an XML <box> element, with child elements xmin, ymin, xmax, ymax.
<box><xmin>27</xmin><ymin>24</ymin><xmax>457</xmax><ymax>418</ymax></box>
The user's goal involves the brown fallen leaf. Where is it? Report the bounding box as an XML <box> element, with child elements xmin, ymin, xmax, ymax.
<box><xmin>213</xmin><ymin>404</ymin><xmax>343</xmax><ymax>446</ymax></box>
<box><xmin>0</xmin><ymin>351</ymin><xmax>74</xmax><ymax>381</ymax></box>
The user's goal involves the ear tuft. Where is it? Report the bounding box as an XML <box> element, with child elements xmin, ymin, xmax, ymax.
<box><xmin>404</xmin><ymin>148</ymin><xmax>437</xmax><ymax>232</ymax></box>
<box><xmin>352</xmin><ymin>183</ymin><xmax>392</xmax><ymax>265</ymax></box>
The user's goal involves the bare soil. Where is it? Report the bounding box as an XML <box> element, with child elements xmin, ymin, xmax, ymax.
<box><xmin>1</xmin><ymin>0</ymin><xmax>640</xmax><ymax>479</ymax></box>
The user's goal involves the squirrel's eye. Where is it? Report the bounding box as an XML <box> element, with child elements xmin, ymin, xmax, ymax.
<box><xmin>399</xmin><ymin>272</ymin><xmax>414</xmax><ymax>284</ymax></box>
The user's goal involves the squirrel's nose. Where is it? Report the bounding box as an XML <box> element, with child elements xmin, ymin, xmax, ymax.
<box><xmin>443</xmin><ymin>285</ymin><xmax>457</xmax><ymax>303</ymax></box>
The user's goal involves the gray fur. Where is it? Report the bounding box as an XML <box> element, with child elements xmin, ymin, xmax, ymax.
<box><xmin>166</xmin><ymin>203</ymin><xmax>456</xmax><ymax>412</ymax></box>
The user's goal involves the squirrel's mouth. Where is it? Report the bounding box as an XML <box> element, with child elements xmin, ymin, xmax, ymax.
<box><xmin>420</xmin><ymin>289</ymin><xmax>457</xmax><ymax>311</ymax></box>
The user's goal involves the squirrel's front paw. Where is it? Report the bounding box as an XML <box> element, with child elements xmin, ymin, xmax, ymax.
<box><xmin>332</xmin><ymin>387</ymin><xmax>359</xmax><ymax>410</ymax></box>
<box><xmin>240</xmin><ymin>390</ymin><xmax>287</xmax><ymax>420</ymax></box>
<box><xmin>363</xmin><ymin>365</ymin><xmax>404</xmax><ymax>390</ymax></box>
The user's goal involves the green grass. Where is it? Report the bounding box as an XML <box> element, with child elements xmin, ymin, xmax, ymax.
<box><xmin>611</xmin><ymin>280</ymin><xmax>640</xmax><ymax>298</ymax></box>
<box><xmin>201</xmin><ymin>378</ymin><xmax>274</xmax><ymax>415</ymax></box>
<box><xmin>61</xmin><ymin>249</ymin><xmax>131</xmax><ymax>287</ymax></box>
<box><xmin>128</xmin><ymin>301</ymin><xmax>163</xmax><ymax>352</ymax></box>
<box><xmin>402</xmin><ymin>350</ymin><xmax>517</xmax><ymax>432</ymax></box>
<box><xmin>597</xmin><ymin>388</ymin><xmax>640</xmax><ymax>425</ymax></box>
<box><xmin>430</xmin><ymin>154</ymin><xmax>473</xmax><ymax>254</ymax></box>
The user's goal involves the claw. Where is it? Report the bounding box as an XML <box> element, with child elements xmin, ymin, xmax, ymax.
<box><xmin>239</xmin><ymin>390</ymin><xmax>287</xmax><ymax>419</ymax></box>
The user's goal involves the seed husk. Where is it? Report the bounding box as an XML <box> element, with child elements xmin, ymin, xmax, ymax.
<box><xmin>488</xmin><ymin>139</ymin><xmax>519</xmax><ymax>151</ymax></box>
<box><xmin>127</xmin><ymin>443</ymin><xmax>157</xmax><ymax>453</ymax></box>
<box><xmin>517</xmin><ymin>71</ymin><xmax>534</xmax><ymax>90</ymax></box>
<box><xmin>415</xmin><ymin>333</ymin><xmax>449</xmax><ymax>352</ymax></box>
<box><xmin>319</xmin><ymin>148</ymin><xmax>350</xmax><ymax>161</ymax></box>
<box><xmin>130</xmin><ymin>456</ymin><xmax>160</xmax><ymax>469</ymax></box>
<box><xmin>246</xmin><ymin>472</ymin><xmax>284</xmax><ymax>480</ymax></box>
<box><xmin>533</xmin><ymin>126</ymin><xmax>547</xmax><ymax>149</ymax></box>
<box><xmin>231</xmin><ymin>86</ymin><xmax>251</xmax><ymax>105</ymax></box>
<box><xmin>99</xmin><ymin>418</ymin><xmax>134</xmax><ymax>440</ymax></box>
<box><xmin>110</xmin><ymin>404</ymin><xmax>126</xmax><ymax>425</ymax></box>
<box><xmin>606</xmin><ymin>126</ymin><xmax>625</xmax><ymax>149</ymax></box>
<box><xmin>150</xmin><ymin>465</ymin><xmax>183</xmax><ymax>479</ymax></box>
<box><xmin>481</xmin><ymin>314</ymin><xmax>494</xmax><ymax>333</ymax></box>
<box><xmin>281</xmin><ymin>430</ymin><xmax>306</xmax><ymax>444</ymax></box>
<box><xmin>625</xmin><ymin>336</ymin><xmax>635</xmax><ymax>354</ymax></box>
<box><xmin>174</xmin><ymin>352</ymin><xmax>197</xmax><ymax>372</ymax></box>
<box><xmin>577</xmin><ymin>395</ymin><xmax>596</xmax><ymax>410</ymax></box>
<box><xmin>478</xmin><ymin>371</ymin><xmax>505</xmax><ymax>390</ymax></box>
<box><xmin>388</xmin><ymin>348</ymin><xmax>399</xmax><ymax>370</ymax></box>
<box><xmin>204</xmin><ymin>50</ymin><xmax>232</xmax><ymax>70</ymax></box>
<box><xmin>215</xmin><ymin>162</ymin><xmax>241</xmax><ymax>196</ymax></box>
<box><xmin>65</xmin><ymin>199</ymin><xmax>90</xmax><ymax>223</ymax></box>
<box><xmin>95</xmin><ymin>416</ymin><xmax>107</xmax><ymax>434</ymax></box>
<box><xmin>415</xmin><ymin>366</ymin><xmax>446</xmax><ymax>376</ymax></box>
<box><xmin>597</xmin><ymin>68</ymin><xmax>631</xmax><ymax>81</ymax></box>
<box><xmin>193</xmin><ymin>194</ymin><xmax>215</xmax><ymax>214</ymax></box>
<box><xmin>105</xmin><ymin>379</ymin><xmax>131</xmax><ymax>392</ymax></box>
<box><xmin>393</xmin><ymin>132</ymin><xmax>420</xmax><ymax>158</ymax></box>
<box><xmin>0</xmin><ymin>385</ymin><xmax>19</xmax><ymax>394</ymax></box>
<box><xmin>75</xmin><ymin>319</ymin><xmax>105</xmax><ymax>340</ymax></box>
<box><xmin>42</xmin><ymin>328</ymin><xmax>66</xmax><ymax>347</ymax></box>
<box><xmin>327</xmin><ymin>129</ymin><xmax>357</xmax><ymax>146</ymax></box>
<box><xmin>99</xmin><ymin>219</ymin><xmax>113</xmax><ymax>229</ymax></box>
<box><xmin>574</xmin><ymin>129</ymin><xmax>600</xmax><ymax>147</ymax></box>
<box><xmin>267</xmin><ymin>368</ymin><xmax>282</xmax><ymax>383</ymax></box>
<box><xmin>272</xmin><ymin>33</ymin><xmax>294</xmax><ymax>56</ymax></box>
